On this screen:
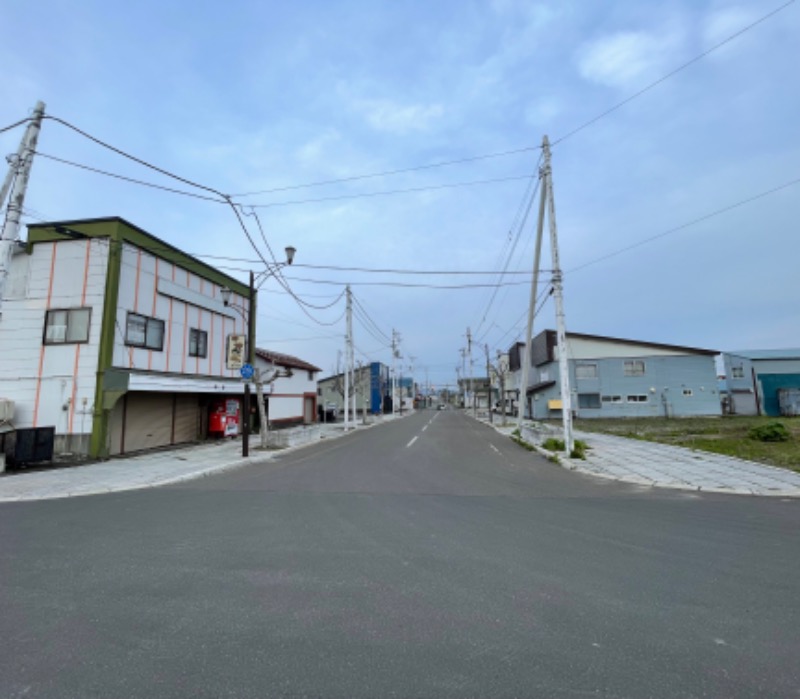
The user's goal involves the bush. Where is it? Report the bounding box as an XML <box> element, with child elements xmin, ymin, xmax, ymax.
<box><xmin>542</xmin><ymin>437</ymin><xmax>565</xmax><ymax>452</ymax></box>
<box><xmin>571</xmin><ymin>440</ymin><xmax>588</xmax><ymax>460</ymax></box>
<box><xmin>748</xmin><ymin>422</ymin><xmax>790</xmax><ymax>443</ymax></box>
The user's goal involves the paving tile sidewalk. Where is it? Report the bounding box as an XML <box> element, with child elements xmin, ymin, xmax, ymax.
<box><xmin>0</xmin><ymin>415</ymin><xmax>403</xmax><ymax>503</ymax></box>
<box><xmin>482</xmin><ymin>414</ymin><xmax>800</xmax><ymax>497</ymax></box>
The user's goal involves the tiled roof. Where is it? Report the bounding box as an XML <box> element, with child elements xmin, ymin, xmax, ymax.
<box><xmin>254</xmin><ymin>348</ymin><xmax>321</xmax><ymax>373</ymax></box>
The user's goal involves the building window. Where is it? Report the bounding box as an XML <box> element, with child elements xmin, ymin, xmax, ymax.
<box><xmin>623</xmin><ymin>360</ymin><xmax>645</xmax><ymax>376</ymax></box>
<box><xmin>308</xmin><ymin>370</ymin><xmax>314</xmax><ymax>381</ymax></box>
<box><xmin>575</xmin><ymin>363</ymin><xmax>597</xmax><ymax>379</ymax></box>
<box><xmin>602</xmin><ymin>395</ymin><xmax>622</xmax><ymax>403</ymax></box>
<box><xmin>43</xmin><ymin>307</ymin><xmax>91</xmax><ymax>344</ymax></box>
<box><xmin>189</xmin><ymin>328</ymin><xmax>208</xmax><ymax>358</ymax></box>
<box><xmin>682</xmin><ymin>388</ymin><xmax>693</xmax><ymax>397</ymax></box>
<box><xmin>578</xmin><ymin>393</ymin><xmax>601</xmax><ymax>409</ymax></box>
<box><xmin>731</xmin><ymin>366</ymin><xmax>744</xmax><ymax>379</ymax></box>
<box><xmin>540</xmin><ymin>369</ymin><xmax>550</xmax><ymax>382</ymax></box>
<box><xmin>126</xmin><ymin>312</ymin><xmax>165</xmax><ymax>351</ymax></box>
<box><xmin>626</xmin><ymin>394</ymin><xmax>648</xmax><ymax>403</ymax></box>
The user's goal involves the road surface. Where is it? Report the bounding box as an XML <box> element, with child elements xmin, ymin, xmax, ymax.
<box><xmin>1</xmin><ymin>410</ymin><xmax>798</xmax><ymax>698</ymax></box>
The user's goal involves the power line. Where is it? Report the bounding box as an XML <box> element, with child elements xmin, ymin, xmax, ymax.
<box><xmin>34</xmin><ymin>151</ymin><xmax>226</xmax><ymax>203</ymax></box>
<box><xmin>245</xmin><ymin>174</ymin><xmax>536</xmax><ymax>208</ymax></box>
<box><xmin>552</xmin><ymin>0</ymin><xmax>795</xmax><ymax>147</ymax></box>
<box><xmin>566</xmin><ymin>175</ymin><xmax>800</xmax><ymax>274</ymax></box>
<box><xmin>231</xmin><ymin>145</ymin><xmax>542</xmax><ymax>196</ymax></box>
<box><xmin>281</xmin><ymin>275</ymin><xmax>549</xmax><ymax>290</ymax></box>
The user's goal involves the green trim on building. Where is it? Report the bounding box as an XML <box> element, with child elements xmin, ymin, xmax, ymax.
<box><xmin>27</xmin><ymin>217</ymin><xmax>250</xmax><ymax>296</ymax></box>
<box><xmin>26</xmin><ymin>217</ymin><xmax>252</xmax><ymax>458</ymax></box>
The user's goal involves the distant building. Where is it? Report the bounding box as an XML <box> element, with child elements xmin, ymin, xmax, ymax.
<box><xmin>318</xmin><ymin>362</ymin><xmax>390</xmax><ymax>415</ymax></box>
<box><xmin>722</xmin><ymin>349</ymin><xmax>800</xmax><ymax>416</ymax></box>
<box><xmin>509</xmin><ymin>330</ymin><xmax>721</xmax><ymax>420</ymax></box>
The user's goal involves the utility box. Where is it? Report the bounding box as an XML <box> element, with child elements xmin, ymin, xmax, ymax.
<box><xmin>0</xmin><ymin>398</ymin><xmax>14</xmax><ymax>423</ymax></box>
<box><xmin>14</xmin><ymin>427</ymin><xmax>55</xmax><ymax>465</ymax></box>
<box><xmin>778</xmin><ymin>388</ymin><xmax>800</xmax><ymax>416</ymax></box>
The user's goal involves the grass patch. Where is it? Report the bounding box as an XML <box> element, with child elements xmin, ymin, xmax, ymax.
<box><xmin>572</xmin><ymin>416</ymin><xmax>800</xmax><ymax>471</ymax></box>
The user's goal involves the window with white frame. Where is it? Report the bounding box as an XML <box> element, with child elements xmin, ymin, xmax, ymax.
<box><xmin>126</xmin><ymin>312</ymin><xmax>165</xmax><ymax>351</ymax></box>
<box><xmin>539</xmin><ymin>369</ymin><xmax>550</xmax><ymax>382</ymax></box>
<box><xmin>189</xmin><ymin>328</ymin><xmax>208</xmax><ymax>358</ymax></box>
<box><xmin>626</xmin><ymin>394</ymin><xmax>648</xmax><ymax>403</ymax></box>
<box><xmin>623</xmin><ymin>360</ymin><xmax>645</xmax><ymax>376</ymax></box>
<box><xmin>731</xmin><ymin>366</ymin><xmax>744</xmax><ymax>379</ymax></box>
<box><xmin>44</xmin><ymin>308</ymin><xmax>91</xmax><ymax>344</ymax></box>
<box><xmin>602</xmin><ymin>395</ymin><xmax>622</xmax><ymax>403</ymax></box>
<box><xmin>575</xmin><ymin>363</ymin><xmax>597</xmax><ymax>379</ymax></box>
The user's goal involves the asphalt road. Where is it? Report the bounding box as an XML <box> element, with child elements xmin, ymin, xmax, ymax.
<box><xmin>1</xmin><ymin>410</ymin><xmax>799</xmax><ymax>698</ymax></box>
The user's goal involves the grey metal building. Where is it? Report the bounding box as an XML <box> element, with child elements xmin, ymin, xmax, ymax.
<box><xmin>511</xmin><ymin>330</ymin><xmax>721</xmax><ymax>420</ymax></box>
<box><xmin>722</xmin><ymin>349</ymin><xmax>800</xmax><ymax>416</ymax></box>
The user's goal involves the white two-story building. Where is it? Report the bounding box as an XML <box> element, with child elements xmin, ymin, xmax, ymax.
<box><xmin>0</xmin><ymin>217</ymin><xmax>254</xmax><ymax>459</ymax></box>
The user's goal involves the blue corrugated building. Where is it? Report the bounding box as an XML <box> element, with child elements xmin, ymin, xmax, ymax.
<box><xmin>722</xmin><ymin>349</ymin><xmax>800</xmax><ymax>416</ymax></box>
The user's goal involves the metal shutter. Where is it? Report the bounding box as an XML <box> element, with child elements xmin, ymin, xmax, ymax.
<box><xmin>123</xmin><ymin>393</ymin><xmax>173</xmax><ymax>453</ymax></box>
<box><xmin>173</xmin><ymin>394</ymin><xmax>199</xmax><ymax>445</ymax></box>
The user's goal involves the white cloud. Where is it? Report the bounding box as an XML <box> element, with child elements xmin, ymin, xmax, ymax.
<box><xmin>576</xmin><ymin>29</ymin><xmax>683</xmax><ymax>90</ymax></box>
<box><xmin>702</xmin><ymin>5</ymin><xmax>759</xmax><ymax>51</ymax></box>
<box><xmin>357</xmin><ymin>99</ymin><xmax>444</xmax><ymax>134</ymax></box>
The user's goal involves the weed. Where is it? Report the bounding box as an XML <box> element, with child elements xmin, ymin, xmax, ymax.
<box><xmin>748</xmin><ymin>422</ymin><xmax>790</xmax><ymax>443</ymax></box>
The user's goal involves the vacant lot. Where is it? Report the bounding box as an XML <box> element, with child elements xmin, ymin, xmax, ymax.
<box><xmin>572</xmin><ymin>416</ymin><xmax>800</xmax><ymax>472</ymax></box>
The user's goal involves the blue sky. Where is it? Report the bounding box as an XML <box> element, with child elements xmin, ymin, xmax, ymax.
<box><xmin>2</xmin><ymin>0</ymin><xmax>798</xmax><ymax>389</ymax></box>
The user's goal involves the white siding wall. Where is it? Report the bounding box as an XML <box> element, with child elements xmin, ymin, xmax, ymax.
<box><xmin>114</xmin><ymin>244</ymin><xmax>248</xmax><ymax>379</ymax></box>
<box><xmin>255</xmin><ymin>358</ymin><xmax>317</xmax><ymax>421</ymax></box>
<box><xmin>565</xmin><ymin>337</ymin><xmax>689</xmax><ymax>360</ymax></box>
<box><xmin>0</xmin><ymin>239</ymin><xmax>108</xmax><ymax>432</ymax></box>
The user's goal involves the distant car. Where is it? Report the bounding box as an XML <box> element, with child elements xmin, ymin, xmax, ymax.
<box><xmin>437</xmin><ymin>404</ymin><xmax>446</xmax><ymax>410</ymax></box>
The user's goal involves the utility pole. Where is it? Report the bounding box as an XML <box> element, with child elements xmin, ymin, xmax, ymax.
<box><xmin>467</xmin><ymin>327</ymin><xmax>475</xmax><ymax>417</ymax></box>
<box><xmin>543</xmin><ymin>136</ymin><xmax>574</xmax><ymax>454</ymax></box>
<box><xmin>344</xmin><ymin>285</ymin><xmax>352</xmax><ymax>430</ymax></box>
<box><xmin>459</xmin><ymin>349</ymin><xmax>467</xmax><ymax>409</ymax></box>
<box><xmin>409</xmin><ymin>355</ymin><xmax>416</xmax><ymax>410</ymax></box>
<box><xmin>485</xmin><ymin>344</ymin><xmax>493</xmax><ymax>424</ymax></box>
<box><xmin>497</xmin><ymin>350</ymin><xmax>508</xmax><ymax>425</ymax></box>
<box><xmin>0</xmin><ymin>101</ymin><xmax>46</xmax><ymax>315</ymax></box>
<box><xmin>517</xmin><ymin>140</ymin><xmax>549</xmax><ymax>432</ymax></box>
<box><xmin>391</xmin><ymin>329</ymin><xmax>400</xmax><ymax>416</ymax></box>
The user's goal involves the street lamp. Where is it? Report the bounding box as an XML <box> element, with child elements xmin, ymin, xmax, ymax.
<box><xmin>221</xmin><ymin>246</ymin><xmax>296</xmax><ymax>457</ymax></box>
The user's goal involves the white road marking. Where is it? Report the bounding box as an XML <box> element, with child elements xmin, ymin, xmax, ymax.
<box><xmin>407</xmin><ymin>436</ymin><xmax>418</xmax><ymax>448</ymax></box>
<box><xmin>489</xmin><ymin>444</ymin><xmax>501</xmax><ymax>454</ymax></box>
<box><xmin>422</xmin><ymin>425</ymin><xmax>428</xmax><ymax>432</ymax></box>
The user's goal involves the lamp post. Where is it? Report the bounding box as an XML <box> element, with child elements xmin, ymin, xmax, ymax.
<box><xmin>221</xmin><ymin>246</ymin><xmax>295</xmax><ymax>457</ymax></box>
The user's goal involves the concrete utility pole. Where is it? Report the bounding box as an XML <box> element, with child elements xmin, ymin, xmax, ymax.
<box><xmin>485</xmin><ymin>344</ymin><xmax>493</xmax><ymax>424</ymax></box>
<box><xmin>391</xmin><ymin>329</ymin><xmax>400</xmax><ymax>416</ymax></box>
<box><xmin>459</xmin><ymin>349</ymin><xmax>467</xmax><ymax>409</ymax></box>
<box><xmin>467</xmin><ymin>327</ymin><xmax>475</xmax><ymax>417</ymax></box>
<box><xmin>344</xmin><ymin>285</ymin><xmax>352</xmax><ymax>430</ymax></box>
<box><xmin>497</xmin><ymin>350</ymin><xmax>508</xmax><ymax>425</ymax></box>
<box><xmin>517</xmin><ymin>139</ymin><xmax>549</xmax><ymax>433</ymax></box>
<box><xmin>543</xmin><ymin>136</ymin><xmax>574</xmax><ymax>454</ymax></box>
<box><xmin>0</xmin><ymin>101</ymin><xmax>46</xmax><ymax>315</ymax></box>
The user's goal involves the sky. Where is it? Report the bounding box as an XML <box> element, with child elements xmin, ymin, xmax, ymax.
<box><xmin>1</xmin><ymin>0</ymin><xmax>798</xmax><ymax>390</ymax></box>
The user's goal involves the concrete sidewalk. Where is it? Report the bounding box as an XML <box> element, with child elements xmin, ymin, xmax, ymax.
<box><xmin>484</xmin><ymin>414</ymin><xmax>800</xmax><ymax>497</ymax></box>
<box><xmin>0</xmin><ymin>415</ymin><xmax>401</xmax><ymax>503</ymax></box>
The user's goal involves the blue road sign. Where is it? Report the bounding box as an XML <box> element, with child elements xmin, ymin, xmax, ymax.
<box><xmin>240</xmin><ymin>363</ymin><xmax>254</xmax><ymax>380</ymax></box>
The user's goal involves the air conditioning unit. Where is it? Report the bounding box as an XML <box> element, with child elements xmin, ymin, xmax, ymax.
<box><xmin>0</xmin><ymin>398</ymin><xmax>15</xmax><ymax>423</ymax></box>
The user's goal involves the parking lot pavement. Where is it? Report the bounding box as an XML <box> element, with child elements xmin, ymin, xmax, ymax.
<box><xmin>0</xmin><ymin>415</ymin><xmax>407</xmax><ymax>503</ymax></box>
<box><xmin>481</xmin><ymin>414</ymin><xmax>800</xmax><ymax>497</ymax></box>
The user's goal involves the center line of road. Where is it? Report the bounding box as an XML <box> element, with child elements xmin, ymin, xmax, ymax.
<box><xmin>406</xmin><ymin>436</ymin><xmax>418</xmax><ymax>448</ymax></box>
<box><xmin>422</xmin><ymin>425</ymin><xmax>428</xmax><ymax>432</ymax></box>
<box><xmin>489</xmin><ymin>444</ymin><xmax>501</xmax><ymax>454</ymax></box>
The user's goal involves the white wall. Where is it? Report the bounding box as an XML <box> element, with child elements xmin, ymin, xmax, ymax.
<box><xmin>255</xmin><ymin>357</ymin><xmax>318</xmax><ymax>422</ymax></box>
<box><xmin>114</xmin><ymin>243</ymin><xmax>248</xmax><ymax>379</ymax></box>
<box><xmin>0</xmin><ymin>239</ymin><xmax>107</xmax><ymax>433</ymax></box>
